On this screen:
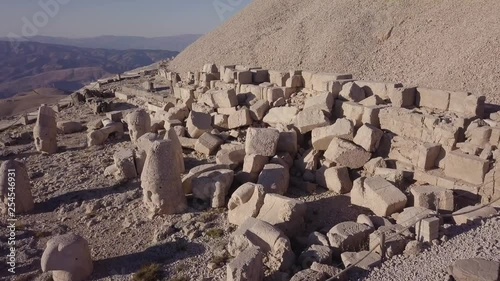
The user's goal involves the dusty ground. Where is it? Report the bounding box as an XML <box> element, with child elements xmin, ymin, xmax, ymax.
<box><xmin>170</xmin><ymin>0</ymin><xmax>500</xmax><ymax>103</ymax></box>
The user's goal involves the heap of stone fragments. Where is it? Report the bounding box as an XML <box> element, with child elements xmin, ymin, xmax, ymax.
<box><xmin>3</xmin><ymin>63</ymin><xmax>500</xmax><ymax>281</ymax></box>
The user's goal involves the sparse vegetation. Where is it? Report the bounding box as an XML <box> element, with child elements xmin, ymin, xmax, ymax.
<box><xmin>133</xmin><ymin>263</ymin><xmax>162</xmax><ymax>281</ymax></box>
<box><xmin>205</xmin><ymin>228</ymin><xmax>224</xmax><ymax>238</ymax></box>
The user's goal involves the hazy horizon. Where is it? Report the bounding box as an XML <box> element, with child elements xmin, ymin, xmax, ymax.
<box><xmin>0</xmin><ymin>0</ymin><xmax>252</xmax><ymax>39</ymax></box>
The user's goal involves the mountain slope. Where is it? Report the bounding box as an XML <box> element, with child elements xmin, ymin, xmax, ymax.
<box><xmin>169</xmin><ymin>0</ymin><xmax>500</xmax><ymax>101</ymax></box>
<box><xmin>13</xmin><ymin>34</ymin><xmax>202</xmax><ymax>52</ymax></box>
<box><xmin>0</xmin><ymin>41</ymin><xmax>178</xmax><ymax>98</ymax></box>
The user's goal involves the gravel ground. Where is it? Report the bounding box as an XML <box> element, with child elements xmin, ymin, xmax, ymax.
<box><xmin>361</xmin><ymin>216</ymin><xmax>500</xmax><ymax>281</ymax></box>
<box><xmin>170</xmin><ymin>0</ymin><xmax>500</xmax><ymax>103</ymax></box>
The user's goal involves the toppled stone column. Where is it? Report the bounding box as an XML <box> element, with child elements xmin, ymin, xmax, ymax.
<box><xmin>126</xmin><ymin>109</ymin><xmax>151</xmax><ymax>144</ymax></box>
<box><xmin>0</xmin><ymin>160</ymin><xmax>34</xmax><ymax>215</ymax></box>
<box><xmin>141</xmin><ymin>140</ymin><xmax>187</xmax><ymax>215</ymax></box>
<box><xmin>41</xmin><ymin>233</ymin><xmax>93</xmax><ymax>281</ymax></box>
<box><xmin>33</xmin><ymin>105</ymin><xmax>58</xmax><ymax>154</ymax></box>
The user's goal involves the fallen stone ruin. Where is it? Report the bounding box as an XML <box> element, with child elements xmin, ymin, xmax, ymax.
<box><xmin>1</xmin><ymin>63</ymin><xmax>500</xmax><ymax>281</ymax></box>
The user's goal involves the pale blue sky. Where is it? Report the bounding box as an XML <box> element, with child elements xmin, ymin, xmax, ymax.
<box><xmin>0</xmin><ymin>0</ymin><xmax>252</xmax><ymax>38</ymax></box>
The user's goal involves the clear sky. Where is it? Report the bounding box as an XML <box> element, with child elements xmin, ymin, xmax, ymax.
<box><xmin>0</xmin><ymin>0</ymin><xmax>252</xmax><ymax>38</ymax></box>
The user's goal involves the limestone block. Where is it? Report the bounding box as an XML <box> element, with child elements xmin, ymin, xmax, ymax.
<box><xmin>388</xmin><ymin>87</ymin><xmax>416</xmax><ymax>108</ymax></box>
<box><xmin>315</xmin><ymin>166</ymin><xmax>352</xmax><ymax>194</ymax></box>
<box><xmin>359</xmin><ymin>95</ymin><xmax>384</xmax><ymax>106</ymax></box>
<box><xmin>333</xmin><ymin>100</ymin><xmax>364</xmax><ymax>127</ymax></box>
<box><xmin>57</xmin><ymin>121</ymin><xmax>84</xmax><ymax>134</ymax></box>
<box><xmin>141</xmin><ymin>140</ymin><xmax>187</xmax><ymax>215</ymax></box>
<box><xmin>113</xmin><ymin>149</ymin><xmax>137</xmax><ymax>180</ymax></box>
<box><xmin>0</xmin><ymin>160</ymin><xmax>34</xmax><ymax>215</ymax></box>
<box><xmin>416</xmin><ymin>88</ymin><xmax>450</xmax><ymax>111</ymax></box>
<box><xmin>256</xmin><ymin>193</ymin><xmax>307</xmax><ymax>237</ymax></box>
<box><xmin>327</xmin><ymin>221</ymin><xmax>372</xmax><ymax>253</ymax></box>
<box><xmin>228</xmin><ymin>183</ymin><xmax>266</xmax><ymax>226</ymax></box>
<box><xmin>243</xmin><ymin>154</ymin><xmax>269</xmax><ymax>174</ymax></box>
<box><xmin>290</xmin><ymin>269</ymin><xmax>329</xmax><ymax>281</ymax></box>
<box><xmin>469</xmin><ymin>126</ymin><xmax>492</xmax><ymax>146</ymax></box>
<box><xmin>351</xmin><ymin>177</ymin><xmax>407</xmax><ymax>216</ymax></box>
<box><xmin>444</xmin><ymin>150</ymin><xmax>489</xmax><ymax>185</ymax></box>
<box><xmin>311</xmin><ymin>118</ymin><xmax>354</xmax><ymax>150</ymax></box>
<box><xmin>213</xmin><ymin>114</ymin><xmax>229</xmax><ymax>129</ymax></box>
<box><xmin>308</xmin><ymin>232</ymin><xmax>330</xmax><ymax>247</ymax></box>
<box><xmin>355</xmin><ymin>81</ymin><xmax>402</xmax><ymax>100</ymax></box>
<box><xmin>194</xmin><ymin>132</ymin><xmax>223</xmax><ymax>155</ymax></box>
<box><xmin>415</xmin><ymin>217</ymin><xmax>439</xmax><ymax>242</ymax></box>
<box><xmin>324</xmin><ymin>138</ymin><xmax>371</xmax><ymax>169</ymax></box>
<box><xmin>245</xmin><ymin>128</ymin><xmax>280</xmax><ymax>157</ymax></box>
<box><xmin>182</xmin><ymin>163</ymin><xmax>230</xmax><ymax>194</ymax></box>
<box><xmin>257</xmin><ymin>163</ymin><xmax>289</xmax><ymax>195</ymax></box>
<box><xmin>41</xmin><ymin>233</ymin><xmax>93</xmax><ymax>281</ymax></box>
<box><xmin>249</xmin><ymin>100</ymin><xmax>270</xmax><ymax>121</ymax></box>
<box><xmin>373</xmin><ymin>168</ymin><xmax>404</xmax><ymax>186</ymax></box>
<box><xmin>396</xmin><ymin>207</ymin><xmax>436</xmax><ymax>228</ymax></box>
<box><xmin>228</xmin><ymin>217</ymin><xmax>295</xmax><ymax>272</ymax></box>
<box><xmin>269</xmin><ymin>70</ymin><xmax>290</xmax><ymax>87</ymax></box>
<box><xmin>452</xmin><ymin>205</ymin><xmax>497</xmax><ymax>225</ymax></box>
<box><xmin>87</xmin><ymin>122</ymin><xmax>124</xmax><ymax>146</ymax></box>
<box><xmin>298</xmin><ymin>245</ymin><xmax>333</xmax><ymax>269</ymax></box>
<box><xmin>304</xmin><ymin>92</ymin><xmax>335</xmax><ymax>112</ymax></box>
<box><xmin>186</xmin><ymin>111</ymin><xmax>212</xmax><ymax>138</ymax></box>
<box><xmin>263</xmin><ymin>107</ymin><xmax>298</xmax><ymax>127</ymax></box>
<box><xmin>286</xmin><ymin>75</ymin><xmax>303</xmax><ymax>88</ymax></box>
<box><xmin>227</xmin><ymin>246</ymin><xmax>264</xmax><ymax>281</ymax></box>
<box><xmin>353</xmin><ymin>124</ymin><xmax>383</xmax><ymax>152</ymax></box>
<box><xmin>411</xmin><ymin>185</ymin><xmax>454</xmax><ymax>211</ymax></box>
<box><xmin>311</xmin><ymin>73</ymin><xmax>352</xmax><ymax>91</ymax></box>
<box><xmin>450</xmin><ymin>258</ymin><xmax>500</xmax><ymax>281</ymax></box>
<box><xmin>252</xmin><ymin>69</ymin><xmax>269</xmax><ymax>84</ymax></box>
<box><xmin>294</xmin><ymin>148</ymin><xmax>320</xmax><ymax>173</ymax></box>
<box><xmin>192</xmin><ymin>169</ymin><xmax>234</xmax><ymax>208</ymax></box>
<box><xmin>341</xmin><ymin>251</ymin><xmax>381</xmax><ymax>271</ymax></box>
<box><xmin>339</xmin><ymin>82</ymin><xmax>365</xmax><ymax>102</ymax></box>
<box><xmin>228</xmin><ymin>108</ymin><xmax>252</xmax><ymax>129</ymax></box>
<box><xmin>363</xmin><ymin>157</ymin><xmax>387</xmax><ymax>175</ymax></box>
<box><xmin>362</xmin><ymin>105</ymin><xmax>385</xmax><ymax>127</ymax></box>
<box><xmin>277</xmin><ymin>129</ymin><xmax>298</xmax><ymax>156</ymax></box>
<box><xmin>369</xmin><ymin>226</ymin><xmax>409</xmax><ymax>258</ymax></box>
<box><xmin>216</xmin><ymin>146</ymin><xmax>245</xmax><ymax>170</ymax></box>
<box><xmin>294</xmin><ymin>108</ymin><xmax>330</xmax><ymax>134</ymax></box>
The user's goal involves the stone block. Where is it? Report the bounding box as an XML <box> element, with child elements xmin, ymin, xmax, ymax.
<box><xmin>304</xmin><ymin>92</ymin><xmax>335</xmax><ymax>112</ymax></box>
<box><xmin>113</xmin><ymin>148</ymin><xmax>137</xmax><ymax>180</ymax></box>
<box><xmin>324</xmin><ymin>138</ymin><xmax>371</xmax><ymax>169</ymax></box>
<box><xmin>415</xmin><ymin>217</ymin><xmax>439</xmax><ymax>242</ymax></box>
<box><xmin>228</xmin><ymin>183</ymin><xmax>266</xmax><ymax>226</ymax></box>
<box><xmin>355</xmin><ymin>81</ymin><xmax>402</xmax><ymax>100</ymax></box>
<box><xmin>194</xmin><ymin>132</ymin><xmax>223</xmax><ymax>155</ymax></box>
<box><xmin>359</xmin><ymin>95</ymin><xmax>384</xmax><ymax>106</ymax></box>
<box><xmin>249</xmin><ymin>100</ymin><xmax>270</xmax><ymax>121</ymax></box>
<box><xmin>106</xmin><ymin>111</ymin><xmax>123</xmax><ymax>122</ymax></box>
<box><xmin>186</xmin><ymin>111</ymin><xmax>212</xmax><ymax>138</ymax></box>
<box><xmin>257</xmin><ymin>163</ymin><xmax>289</xmax><ymax>195</ymax></box>
<box><xmin>251</xmin><ymin>69</ymin><xmax>269</xmax><ymax>84</ymax></box>
<box><xmin>444</xmin><ymin>150</ymin><xmax>489</xmax><ymax>185</ymax></box>
<box><xmin>243</xmin><ymin>154</ymin><xmax>269</xmax><ymax>174</ymax></box>
<box><xmin>388</xmin><ymin>87</ymin><xmax>416</xmax><ymax>108</ymax></box>
<box><xmin>228</xmin><ymin>108</ymin><xmax>252</xmax><ymax>129</ymax></box>
<box><xmin>269</xmin><ymin>70</ymin><xmax>290</xmax><ymax>87</ymax></box>
<box><xmin>57</xmin><ymin>121</ymin><xmax>84</xmax><ymax>135</ymax></box>
<box><xmin>227</xmin><ymin>246</ymin><xmax>264</xmax><ymax>281</ymax></box>
<box><xmin>192</xmin><ymin>169</ymin><xmax>234</xmax><ymax>208</ymax></box>
<box><xmin>333</xmin><ymin>100</ymin><xmax>364</xmax><ymax>127</ymax></box>
<box><xmin>452</xmin><ymin>205</ymin><xmax>497</xmax><ymax>225</ymax></box>
<box><xmin>294</xmin><ymin>108</ymin><xmax>330</xmax><ymax>134</ymax></box>
<box><xmin>298</xmin><ymin>245</ymin><xmax>333</xmax><ymax>269</ymax></box>
<box><xmin>211</xmin><ymin>89</ymin><xmax>238</xmax><ymax>108</ymax></box>
<box><xmin>353</xmin><ymin>124</ymin><xmax>383</xmax><ymax>152</ymax></box>
<box><xmin>339</xmin><ymin>82</ymin><xmax>365</xmax><ymax>102</ymax></box>
<box><xmin>450</xmin><ymin>258</ymin><xmax>500</xmax><ymax>281</ymax></box>
<box><xmin>416</xmin><ymin>88</ymin><xmax>450</xmax><ymax>111</ymax></box>
<box><xmin>411</xmin><ymin>185</ymin><xmax>454</xmax><ymax>211</ymax></box>
<box><xmin>311</xmin><ymin>118</ymin><xmax>354</xmax><ymax>150</ymax></box>
<box><xmin>256</xmin><ymin>193</ymin><xmax>307</xmax><ymax>237</ymax></box>
<box><xmin>277</xmin><ymin>129</ymin><xmax>298</xmax><ymax>156</ymax></box>
<box><xmin>327</xmin><ymin>222</ymin><xmax>372</xmax><ymax>253</ymax></box>
<box><xmin>363</xmin><ymin>157</ymin><xmax>387</xmax><ymax>175</ymax></box>
<box><xmin>245</xmin><ymin>128</ymin><xmax>280</xmax><ymax>156</ymax></box>
<box><xmin>341</xmin><ymin>251</ymin><xmax>381</xmax><ymax>271</ymax></box>
<box><xmin>311</xmin><ymin>73</ymin><xmax>353</xmax><ymax>91</ymax></box>
<box><xmin>263</xmin><ymin>107</ymin><xmax>298</xmax><ymax>127</ymax></box>
<box><xmin>351</xmin><ymin>177</ymin><xmax>407</xmax><ymax>216</ymax></box>
<box><xmin>315</xmin><ymin>166</ymin><xmax>352</xmax><ymax>194</ymax></box>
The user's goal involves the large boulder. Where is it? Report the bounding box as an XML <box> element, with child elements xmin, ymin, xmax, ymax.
<box><xmin>351</xmin><ymin>177</ymin><xmax>407</xmax><ymax>217</ymax></box>
<box><xmin>324</xmin><ymin>138</ymin><xmax>371</xmax><ymax>169</ymax></box>
<box><xmin>257</xmin><ymin>163</ymin><xmax>290</xmax><ymax>195</ymax></box>
<box><xmin>256</xmin><ymin>193</ymin><xmax>307</xmax><ymax>237</ymax></box>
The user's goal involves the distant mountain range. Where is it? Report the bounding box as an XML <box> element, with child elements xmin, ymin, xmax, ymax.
<box><xmin>4</xmin><ymin>34</ymin><xmax>202</xmax><ymax>52</ymax></box>
<box><xmin>0</xmin><ymin>40</ymin><xmax>179</xmax><ymax>99</ymax></box>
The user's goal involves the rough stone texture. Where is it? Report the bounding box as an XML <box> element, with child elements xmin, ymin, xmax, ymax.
<box><xmin>164</xmin><ymin>128</ymin><xmax>185</xmax><ymax>173</ymax></box>
<box><xmin>256</xmin><ymin>193</ymin><xmax>307</xmax><ymax>237</ymax></box>
<box><xmin>245</xmin><ymin>128</ymin><xmax>280</xmax><ymax>157</ymax></box>
<box><xmin>290</xmin><ymin>269</ymin><xmax>328</xmax><ymax>281</ymax></box>
<box><xmin>112</xmin><ymin>148</ymin><xmax>138</xmax><ymax>180</ymax></box>
<box><xmin>228</xmin><ymin>183</ymin><xmax>266</xmax><ymax>226</ymax></box>
<box><xmin>339</xmin><ymin>82</ymin><xmax>366</xmax><ymax>102</ymax></box>
<box><xmin>304</xmin><ymin>91</ymin><xmax>335</xmax><ymax>112</ymax></box>
<box><xmin>227</xmin><ymin>246</ymin><xmax>264</xmax><ymax>281</ymax></box>
<box><xmin>298</xmin><ymin>245</ymin><xmax>333</xmax><ymax>269</ymax></box>
<box><xmin>41</xmin><ymin>233</ymin><xmax>93</xmax><ymax>281</ymax></box>
<box><xmin>324</xmin><ymin>138</ymin><xmax>371</xmax><ymax>169</ymax></box>
<box><xmin>308</xmin><ymin>232</ymin><xmax>330</xmax><ymax>247</ymax></box>
<box><xmin>192</xmin><ymin>169</ymin><xmax>234</xmax><ymax>208</ymax></box>
<box><xmin>125</xmin><ymin>109</ymin><xmax>151</xmax><ymax>144</ymax></box>
<box><xmin>351</xmin><ymin>177</ymin><xmax>407</xmax><ymax>216</ymax></box>
<box><xmin>294</xmin><ymin>107</ymin><xmax>330</xmax><ymax>134</ymax></box>
<box><xmin>243</xmin><ymin>154</ymin><xmax>269</xmax><ymax>174</ymax></box>
<box><xmin>327</xmin><ymin>221</ymin><xmax>373</xmax><ymax>253</ymax></box>
<box><xmin>87</xmin><ymin>122</ymin><xmax>124</xmax><ymax>146</ymax></box>
<box><xmin>210</xmin><ymin>89</ymin><xmax>238</xmax><ymax>108</ymax></box>
<box><xmin>216</xmin><ymin>146</ymin><xmax>246</xmax><ymax>170</ymax></box>
<box><xmin>334</xmin><ymin>101</ymin><xmax>365</xmax><ymax>128</ymax></box>
<box><xmin>450</xmin><ymin>258</ymin><xmax>500</xmax><ymax>281</ymax></box>
<box><xmin>186</xmin><ymin>111</ymin><xmax>212</xmax><ymax>139</ymax></box>
<box><xmin>57</xmin><ymin>121</ymin><xmax>84</xmax><ymax>135</ymax></box>
<box><xmin>315</xmin><ymin>166</ymin><xmax>352</xmax><ymax>194</ymax></box>
<box><xmin>389</xmin><ymin>87</ymin><xmax>416</xmax><ymax>108</ymax></box>
<box><xmin>182</xmin><ymin>163</ymin><xmax>230</xmax><ymax>194</ymax></box>
<box><xmin>373</xmin><ymin>168</ymin><xmax>404</xmax><ymax>187</ymax></box>
<box><xmin>353</xmin><ymin>124</ymin><xmax>383</xmax><ymax>152</ymax></box>
<box><xmin>228</xmin><ymin>217</ymin><xmax>295</xmax><ymax>272</ymax></box>
<box><xmin>411</xmin><ymin>185</ymin><xmax>454</xmax><ymax>211</ymax></box>
<box><xmin>396</xmin><ymin>207</ymin><xmax>436</xmax><ymax>228</ymax></box>
<box><xmin>263</xmin><ymin>107</ymin><xmax>298</xmax><ymax>126</ymax></box>
<box><xmin>310</xmin><ymin>262</ymin><xmax>346</xmax><ymax>280</ymax></box>
<box><xmin>228</xmin><ymin>108</ymin><xmax>252</xmax><ymax>129</ymax></box>
<box><xmin>0</xmin><ymin>160</ymin><xmax>34</xmax><ymax>215</ymax></box>
<box><xmin>33</xmin><ymin>105</ymin><xmax>58</xmax><ymax>154</ymax></box>
<box><xmin>257</xmin><ymin>163</ymin><xmax>290</xmax><ymax>195</ymax></box>
<box><xmin>452</xmin><ymin>205</ymin><xmax>498</xmax><ymax>225</ymax></box>
<box><xmin>369</xmin><ymin>226</ymin><xmax>409</xmax><ymax>258</ymax></box>
<box><xmin>341</xmin><ymin>251</ymin><xmax>381</xmax><ymax>271</ymax></box>
<box><xmin>416</xmin><ymin>88</ymin><xmax>450</xmax><ymax>111</ymax></box>
<box><xmin>249</xmin><ymin>100</ymin><xmax>270</xmax><ymax>121</ymax></box>
<box><xmin>141</xmin><ymin>140</ymin><xmax>187</xmax><ymax>215</ymax></box>
<box><xmin>311</xmin><ymin>118</ymin><xmax>354</xmax><ymax>150</ymax></box>
<box><xmin>194</xmin><ymin>132</ymin><xmax>223</xmax><ymax>155</ymax></box>
<box><xmin>363</xmin><ymin>157</ymin><xmax>387</xmax><ymax>175</ymax></box>
<box><xmin>444</xmin><ymin>150</ymin><xmax>489</xmax><ymax>185</ymax></box>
